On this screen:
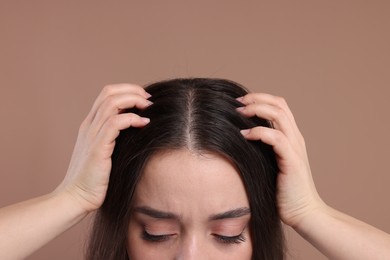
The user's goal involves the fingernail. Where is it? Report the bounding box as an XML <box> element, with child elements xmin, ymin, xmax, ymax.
<box><xmin>240</xmin><ymin>129</ymin><xmax>250</xmax><ymax>135</ymax></box>
<box><xmin>141</xmin><ymin>117</ymin><xmax>150</xmax><ymax>124</ymax></box>
<box><xmin>236</xmin><ymin>106</ymin><xmax>245</xmax><ymax>112</ymax></box>
<box><xmin>145</xmin><ymin>92</ymin><xmax>152</xmax><ymax>98</ymax></box>
<box><xmin>147</xmin><ymin>100</ymin><xmax>153</xmax><ymax>106</ymax></box>
<box><xmin>236</xmin><ymin>97</ymin><xmax>244</xmax><ymax>102</ymax></box>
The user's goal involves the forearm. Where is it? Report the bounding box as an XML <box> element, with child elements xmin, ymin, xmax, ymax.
<box><xmin>293</xmin><ymin>203</ymin><xmax>390</xmax><ymax>260</ymax></box>
<box><xmin>0</xmin><ymin>191</ymin><xmax>88</xmax><ymax>260</ymax></box>
<box><xmin>0</xmin><ymin>84</ymin><xmax>150</xmax><ymax>259</ymax></box>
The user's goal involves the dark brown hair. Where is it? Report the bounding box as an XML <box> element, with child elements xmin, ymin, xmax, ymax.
<box><xmin>86</xmin><ymin>78</ymin><xmax>284</xmax><ymax>259</ymax></box>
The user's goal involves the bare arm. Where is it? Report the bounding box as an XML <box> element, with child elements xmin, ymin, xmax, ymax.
<box><xmin>0</xmin><ymin>84</ymin><xmax>152</xmax><ymax>259</ymax></box>
<box><xmin>237</xmin><ymin>93</ymin><xmax>390</xmax><ymax>259</ymax></box>
<box><xmin>293</xmin><ymin>203</ymin><xmax>390</xmax><ymax>259</ymax></box>
<box><xmin>0</xmin><ymin>192</ymin><xmax>87</xmax><ymax>260</ymax></box>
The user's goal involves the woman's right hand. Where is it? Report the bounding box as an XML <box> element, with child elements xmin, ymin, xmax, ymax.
<box><xmin>236</xmin><ymin>93</ymin><xmax>324</xmax><ymax>227</ymax></box>
<box><xmin>54</xmin><ymin>84</ymin><xmax>152</xmax><ymax>213</ymax></box>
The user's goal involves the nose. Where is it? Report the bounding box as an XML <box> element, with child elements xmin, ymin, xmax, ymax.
<box><xmin>176</xmin><ymin>234</ymin><xmax>207</xmax><ymax>260</ymax></box>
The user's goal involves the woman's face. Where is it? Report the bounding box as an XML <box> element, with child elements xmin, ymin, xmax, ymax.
<box><xmin>127</xmin><ymin>149</ymin><xmax>252</xmax><ymax>260</ymax></box>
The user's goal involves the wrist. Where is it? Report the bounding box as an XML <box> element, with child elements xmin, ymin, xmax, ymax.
<box><xmin>289</xmin><ymin>198</ymin><xmax>330</xmax><ymax>231</ymax></box>
<box><xmin>283</xmin><ymin>195</ymin><xmax>328</xmax><ymax>229</ymax></box>
<box><xmin>53</xmin><ymin>172</ymin><xmax>109</xmax><ymax>214</ymax></box>
<box><xmin>51</xmin><ymin>185</ymin><xmax>93</xmax><ymax>217</ymax></box>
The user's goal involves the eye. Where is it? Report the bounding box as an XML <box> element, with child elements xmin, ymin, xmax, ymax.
<box><xmin>214</xmin><ymin>233</ymin><xmax>246</xmax><ymax>244</ymax></box>
<box><xmin>142</xmin><ymin>230</ymin><xmax>174</xmax><ymax>243</ymax></box>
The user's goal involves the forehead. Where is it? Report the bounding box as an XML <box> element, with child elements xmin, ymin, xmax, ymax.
<box><xmin>133</xmin><ymin>149</ymin><xmax>249</xmax><ymax>217</ymax></box>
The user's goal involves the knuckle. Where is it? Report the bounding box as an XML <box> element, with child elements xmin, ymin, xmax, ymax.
<box><xmin>126</xmin><ymin>83</ymin><xmax>140</xmax><ymax>89</ymax></box>
<box><xmin>276</xmin><ymin>96</ymin><xmax>287</xmax><ymax>106</ymax></box>
<box><xmin>129</xmin><ymin>113</ymin><xmax>142</xmax><ymax>124</ymax></box>
<box><xmin>105</xmin><ymin>114</ymin><xmax>138</xmax><ymax>129</ymax></box>
<box><xmin>102</xmin><ymin>84</ymin><xmax>115</xmax><ymax>95</ymax></box>
<box><xmin>272</xmin><ymin>130</ymin><xmax>285</xmax><ymax>143</ymax></box>
<box><xmin>104</xmin><ymin>95</ymin><xmax>118</xmax><ymax>108</ymax></box>
<box><xmin>78</xmin><ymin>119</ymin><xmax>88</xmax><ymax>132</ymax></box>
<box><xmin>248</xmin><ymin>126</ymin><xmax>263</xmax><ymax>138</ymax></box>
<box><xmin>273</xmin><ymin>107</ymin><xmax>285</xmax><ymax>119</ymax></box>
<box><xmin>240</xmin><ymin>94</ymin><xmax>252</xmax><ymax>104</ymax></box>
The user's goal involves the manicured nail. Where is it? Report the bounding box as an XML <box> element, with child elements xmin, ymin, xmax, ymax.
<box><xmin>141</xmin><ymin>117</ymin><xmax>150</xmax><ymax>124</ymax></box>
<box><xmin>236</xmin><ymin>97</ymin><xmax>244</xmax><ymax>102</ymax></box>
<box><xmin>145</xmin><ymin>92</ymin><xmax>152</xmax><ymax>98</ymax></box>
<box><xmin>240</xmin><ymin>129</ymin><xmax>250</xmax><ymax>135</ymax></box>
<box><xmin>236</xmin><ymin>106</ymin><xmax>245</xmax><ymax>112</ymax></box>
<box><xmin>147</xmin><ymin>100</ymin><xmax>154</xmax><ymax>106</ymax></box>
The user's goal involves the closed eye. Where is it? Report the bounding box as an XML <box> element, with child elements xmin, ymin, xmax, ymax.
<box><xmin>142</xmin><ymin>230</ymin><xmax>175</xmax><ymax>242</ymax></box>
<box><xmin>213</xmin><ymin>233</ymin><xmax>246</xmax><ymax>244</ymax></box>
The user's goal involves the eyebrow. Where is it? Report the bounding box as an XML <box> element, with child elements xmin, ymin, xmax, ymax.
<box><xmin>209</xmin><ymin>207</ymin><xmax>251</xmax><ymax>221</ymax></box>
<box><xmin>133</xmin><ymin>206</ymin><xmax>179</xmax><ymax>220</ymax></box>
<box><xmin>133</xmin><ymin>206</ymin><xmax>251</xmax><ymax>221</ymax></box>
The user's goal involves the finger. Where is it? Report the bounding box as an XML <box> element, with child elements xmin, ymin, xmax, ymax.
<box><xmin>237</xmin><ymin>93</ymin><xmax>296</xmax><ymax>125</ymax></box>
<box><xmin>94</xmin><ymin>113</ymin><xmax>150</xmax><ymax>149</ymax></box>
<box><xmin>85</xmin><ymin>84</ymin><xmax>151</xmax><ymax>125</ymax></box>
<box><xmin>237</xmin><ymin>103</ymin><xmax>298</xmax><ymax>142</ymax></box>
<box><xmin>89</xmin><ymin>93</ymin><xmax>153</xmax><ymax>137</ymax></box>
<box><xmin>240</xmin><ymin>126</ymin><xmax>295</xmax><ymax>173</ymax></box>
<box><xmin>237</xmin><ymin>93</ymin><xmax>304</xmax><ymax>146</ymax></box>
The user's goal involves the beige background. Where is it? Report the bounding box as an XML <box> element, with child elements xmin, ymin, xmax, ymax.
<box><xmin>1</xmin><ymin>1</ymin><xmax>389</xmax><ymax>259</ymax></box>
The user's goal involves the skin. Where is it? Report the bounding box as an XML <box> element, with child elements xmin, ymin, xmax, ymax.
<box><xmin>127</xmin><ymin>150</ymin><xmax>252</xmax><ymax>260</ymax></box>
<box><xmin>237</xmin><ymin>94</ymin><xmax>390</xmax><ymax>258</ymax></box>
<box><xmin>0</xmin><ymin>83</ymin><xmax>389</xmax><ymax>259</ymax></box>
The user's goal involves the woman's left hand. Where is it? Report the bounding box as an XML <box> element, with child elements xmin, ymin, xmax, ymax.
<box><xmin>237</xmin><ymin>93</ymin><xmax>325</xmax><ymax>227</ymax></box>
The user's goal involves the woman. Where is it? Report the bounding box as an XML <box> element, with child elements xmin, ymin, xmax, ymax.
<box><xmin>0</xmin><ymin>78</ymin><xmax>389</xmax><ymax>259</ymax></box>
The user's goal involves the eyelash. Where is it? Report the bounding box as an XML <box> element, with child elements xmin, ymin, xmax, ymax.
<box><xmin>142</xmin><ymin>230</ymin><xmax>172</xmax><ymax>242</ymax></box>
<box><xmin>214</xmin><ymin>233</ymin><xmax>246</xmax><ymax>244</ymax></box>
<box><xmin>142</xmin><ymin>230</ymin><xmax>246</xmax><ymax>244</ymax></box>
